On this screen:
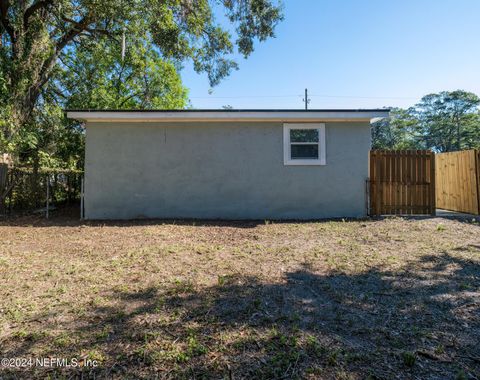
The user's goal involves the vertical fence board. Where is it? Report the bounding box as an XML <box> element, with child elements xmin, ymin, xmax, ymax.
<box><xmin>435</xmin><ymin>150</ymin><xmax>479</xmax><ymax>215</ymax></box>
<box><xmin>376</xmin><ymin>153</ymin><xmax>382</xmax><ymax>216</ymax></box>
<box><xmin>385</xmin><ymin>152</ymin><xmax>391</xmax><ymax>214</ymax></box>
<box><xmin>477</xmin><ymin>150</ymin><xmax>480</xmax><ymax>214</ymax></box>
<box><xmin>419</xmin><ymin>151</ymin><xmax>424</xmax><ymax>214</ymax></box>
<box><xmin>412</xmin><ymin>152</ymin><xmax>417</xmax><ymax>213</ymax></box>
<box><xmin>429</xmin><ymin>153</ymin><xmax>436</xmax><ymax>215</ymax></box>
<box><xmin>369</xmin><ymin>150</ymin><xmax>435</xmax><ymax>216</ymax></box>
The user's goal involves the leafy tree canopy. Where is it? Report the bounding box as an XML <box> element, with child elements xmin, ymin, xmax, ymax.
<box><xmin>55</xmin><ymin>35</ymin><xmax>188</xmax><ymax>110</ymax></box>
<box><xmin>371</xmin><ymin>108</ymin><xmax>418</xmax><ymax>150</ymax></box>
<box><xmin>372</xmin><ymin>90</ymin><xmax>480</xmax><ymax>152</ymax></box>
<box><xmin>0</xmin><ymin>0</ymin><xmax>283</xmax><ymax>167</ymax></box>
<box><xmin>412</xmin><ymin>90</ymin><xmax>480</xmax><ymax>152</ymax></box>
<box><xmin>0</xmin><ymin>0</ymin><xmax>282</xmax><ymax>121</ymax></box>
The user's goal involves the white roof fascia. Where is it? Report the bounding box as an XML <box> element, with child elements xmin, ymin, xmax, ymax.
<box><xmin>66</xmin><ymin>110</ymin><xmax>390</xmax><ymax>123</ymax></box>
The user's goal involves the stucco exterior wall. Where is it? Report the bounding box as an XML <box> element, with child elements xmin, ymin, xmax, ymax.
<box><xmin>84</xmin><ymin>121</ymin><xmax>371</xmax><ymax>219</ymax></box>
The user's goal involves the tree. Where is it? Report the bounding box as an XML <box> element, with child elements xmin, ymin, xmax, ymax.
<box><xmin>13</xmin><ymin>31</ymin><xmax>190</xmax><ymax>170</ymax></box>
<box><xmin>371</xmin><ymin>108</ymin><xmax>418</xmax><ymax>150</ymax></box>
<box><xmin>373</xmin><ymin>91</ymin><xmax>480</xmax><ymax>152</ymax></box>
<box><xmin>412</xmin><ymin>90</ymin><xmax>480</xmax><ymax>152</ymax></box>
<box><xmin>462</xmin><ymin>111</ymin><xmax>480</xmax><ymax>149</ymax></box>
<box><xmin>55</xmin><ymin>35</ymin><xmax>189</xmax><ymax>110</ymax></box>
<box><xmin>0</xmin><ymin>0</ymin><xmax>283</xmax><ymax>136</ymax></box>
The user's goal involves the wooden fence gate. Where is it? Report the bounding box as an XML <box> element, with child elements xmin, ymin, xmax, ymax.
<box><xmin>369</xmin><ymin>150</ymin><xmax>435</xmax><ymax>216</ymax></box>
<box><xmin>435</xmin><ymin>150</ymin><xmax>480</xmax><ymax>215</ymax></box>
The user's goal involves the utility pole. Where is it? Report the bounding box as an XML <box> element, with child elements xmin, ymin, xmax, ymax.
<box><xmin>303</xmin><ymin>88</ymin><xmax>310</xmax><ymax>110</ymax></box>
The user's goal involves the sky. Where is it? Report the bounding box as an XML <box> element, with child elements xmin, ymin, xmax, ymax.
<box><xmin>180</xmin><ymin>0</ymin><xmax>480</xmax><ymax>110</ymax></box>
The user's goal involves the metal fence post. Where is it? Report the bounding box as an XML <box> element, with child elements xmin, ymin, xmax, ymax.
<box><xmin>46</xmin><ymin>175</ymin><xmax>50</xmax><ymax>219</ymax></box>
<box><xmin>80</xmin><ymin>176</ymin><xmax>84</xmax><ymax>220</ymax></box>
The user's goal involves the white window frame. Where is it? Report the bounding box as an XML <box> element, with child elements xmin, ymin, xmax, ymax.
<box><xmin>283</xmin><ymin>123</ymin><xmax>326</xmax><ymax>166</ymax></box>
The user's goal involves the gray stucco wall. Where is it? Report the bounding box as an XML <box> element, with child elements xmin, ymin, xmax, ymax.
<box><xmin>84</xmin><ymin>121</ymin><xmax>371</xmax><ymax>219</ymax></box>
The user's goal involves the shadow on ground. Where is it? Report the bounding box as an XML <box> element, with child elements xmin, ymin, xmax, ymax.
<box><xmin>1</xmin><ymin>249</ymin><xmax>479</xmax><ymax>379</ymax></box>
<box><xmin>1</xmin><ymin>205</ymin><xmax>479</xmax><ymax>229</ymax></box>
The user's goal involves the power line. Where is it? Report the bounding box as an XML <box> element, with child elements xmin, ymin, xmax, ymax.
<box><xmin>310</xmin><ymin>94</ymin><xmax>417</xmax><ymax>100</ymax></box>
<box><xmin>189</xmin><ymin>93</ymin><xmax>418</xmax><ymax>100</ymax></box>
<box><xmin>189</xmin><ymin>94</ymin><xmax>301</xmax><ymax>99</ymax></box>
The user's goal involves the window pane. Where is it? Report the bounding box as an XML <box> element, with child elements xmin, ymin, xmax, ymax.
<box><xmin>290</xmin><ymin>129</ymin><xmax>319</xmax><ymax>143</ymax></box>
<box><xmin>291</xmin><ymin>144</ymin><xmax>319</xmax><ymax>159</ymax></box>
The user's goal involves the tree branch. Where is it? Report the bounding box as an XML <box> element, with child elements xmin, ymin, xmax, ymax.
<box><xmin>62</xmin><ymin>16</ymin><xmax>114</xmax><ymax>38</ymax></box>
<box><xmin>119</xmin><ymin>91</ymin><xmax>144</xmax><ymax>107</ymax></box>
<box><xmin>22</xmin><ymin>15</ymin><xmax>94</xmax><ymax>113</ymax></box>
<box><xmin>0</xmin><ymin>0</ymin><xmax>14</xmax><ymax>42</ymax></box>
<box><xmin>23</xmin><ymin>0</ymin><xmax>53</xmax><ymax>29</ymax></box>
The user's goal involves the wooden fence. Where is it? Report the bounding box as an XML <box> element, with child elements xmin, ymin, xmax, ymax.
<box><xmin>435</xmin><ymin>150</ymin><xmax>480</xmax><ymax>215</ymax></box>
<box><xmin>369</xmin><ymin>150</ymin><xmax>435</xmax><ymax>216</ymax></box>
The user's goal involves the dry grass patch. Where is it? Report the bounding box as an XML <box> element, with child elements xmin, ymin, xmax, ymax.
<box><xmin>0</xmin><ymin>210</ymin><xmax>479</xmax><ymax>379</ymax></box>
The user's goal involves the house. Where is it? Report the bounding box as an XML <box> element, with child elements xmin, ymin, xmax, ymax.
<box><xmin>67</xmin><ymin>109</ymin><xmax>389</xmax><ymax>220</ymax></box>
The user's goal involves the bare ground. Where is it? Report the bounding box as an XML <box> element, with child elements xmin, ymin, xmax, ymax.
<box><xmin>0</xmin><ymin>208</ymin><xmax>479</xmax><ymax>379</ymax></box>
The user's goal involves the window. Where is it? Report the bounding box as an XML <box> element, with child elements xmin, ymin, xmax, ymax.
<box><xmin>283</xmin><ymin>123</ymin><xmax>326</xmax><ymax>165</ymax></box>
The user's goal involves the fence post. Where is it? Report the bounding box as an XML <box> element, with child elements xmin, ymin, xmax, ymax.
<box><xmin>365</xmin><ymin>179</ymin><xmax>370</xmax><ymax>216</ymax></box>
<box><xmin>46</xmin><ymin>175</ymin><xmax>50</xmax><ymax>219</ymax></box>
<box><xmin>476</xmin><ymin>150</ymin><xmax>480</xmax><ymax>215</ymax></box>
<box><xmin>80</xmin><ymin>176</ymin><xmax>84</xmax><ymax>220</ymax></box>
<box><xmin>430</xmin><ymin>151</ymin><xmax>436</xmax><ymax>216</ymax></box>
<box><xmin>0</xmin><ymin>163</ymin><xmax>7</xmax><ymax>216</ymax></box>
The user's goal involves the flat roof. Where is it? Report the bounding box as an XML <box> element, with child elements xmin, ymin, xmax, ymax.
<box><xmin>66</xmin><ymin>109</ymin><xmax>390</xmax><ymax>123</ymax></box>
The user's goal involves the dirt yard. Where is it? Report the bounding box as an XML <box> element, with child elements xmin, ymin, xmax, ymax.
<box><xmin>0</xmin><ymin>209</ymin><xmax>479</xmax><ymax>379</ymax></box>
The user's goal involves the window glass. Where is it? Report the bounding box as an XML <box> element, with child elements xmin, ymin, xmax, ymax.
<box><xmin>283</xmin><ymin>124</ymin><xmax>326</xmax><ymax>165</ymax></box>
<box><xmin>291</xmin><ymin>144</ymin><xmax>319</xmax><ymax>159</ymax></box>
<box><xmin>290</xmin><ymin>129</ymin><xmax>319</xmax><ymax>143</ymax></box>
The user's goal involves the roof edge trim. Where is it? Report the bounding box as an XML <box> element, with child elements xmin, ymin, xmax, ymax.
<box><xmin>66</xmin><ymin>110</ymin><xmax>390</xmax><ymax>122</ymax></box>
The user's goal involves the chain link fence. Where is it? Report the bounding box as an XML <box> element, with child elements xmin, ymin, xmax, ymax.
<box><xmin>0</xmin><ymin>164</ymin><xmax>83</xmax><ymax>217</ymax></box>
